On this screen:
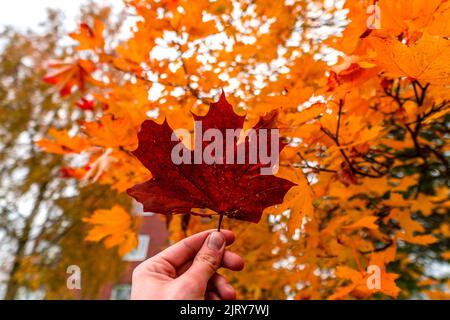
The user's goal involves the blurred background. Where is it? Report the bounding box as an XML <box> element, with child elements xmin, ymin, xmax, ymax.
<box><xmin>0</xmin><ymin>0</ymin><xmax>153</xmax><ymax>300</ymax></box>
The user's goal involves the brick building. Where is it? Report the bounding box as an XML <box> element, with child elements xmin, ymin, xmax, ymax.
<box><xmin>98</xmin><ymin>210</ymin><xmax>169</xmax><ymax>300</ymax></box>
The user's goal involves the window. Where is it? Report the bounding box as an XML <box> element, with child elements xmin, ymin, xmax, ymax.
<box><xmin>110</xmin><ymin>284</ymin><xmax>131</xmax><ymax>300</ymax></box>
<box><xmin>16</xmin><ymin>287</ymin><xmax>45</xmax><ymax>300</ymax></box>
<box><xmin>132</xmin><ymin>200</ymin><xmax>154</xmax><ymax>216</ymax></box>
<box><xmin>123</xmin><ymin>235</ymin><xmax>150</xmax><ymax>262</ymax></box>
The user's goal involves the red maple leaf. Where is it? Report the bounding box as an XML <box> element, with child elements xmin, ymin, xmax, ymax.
<box><xmin>127</xmin><ymin>92</ymin><xmax>295</xmax><ymax>226</ymax></box>
<box><xmin>76</xmin><ymin>97</ymin><xmax>95</xmax><ymax>111</ymax></box>
<box><xmin>43</xmin><ymin>58</ymin><xmax>95</xmax><ymax>97</ymax></box>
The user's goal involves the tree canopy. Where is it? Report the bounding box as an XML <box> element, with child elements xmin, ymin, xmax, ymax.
<box><xmin>3</xmin><ymin>0</ymin><xmax>449</xmax><ymax>299</ymax></box>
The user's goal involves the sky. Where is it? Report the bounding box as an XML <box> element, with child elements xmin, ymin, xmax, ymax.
<box><xmin>0</xmin><ymin>0</ymin><xmax>123</xmax><ymax>32</ymax></box>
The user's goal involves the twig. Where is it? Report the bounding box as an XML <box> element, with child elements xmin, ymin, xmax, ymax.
<box><xmin>217</xmin><ymin>211</ymin><xmax>224</xmax><ymax>232</ymax></box>
<box><xmin>297</xmin><ymin>152</ymin><xmax>337</xmax><ymax>173</ymax></box>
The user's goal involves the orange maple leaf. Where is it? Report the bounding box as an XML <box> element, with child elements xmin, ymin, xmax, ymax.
<box><xmin>35</xmin><ymin>128</ymin><xmax>89</xmax><ymax>154</ymax></box>
<box><xmin>83</xmin><ymin>205</ymin><xmax>138</xmax><ymax>256</ymax></box>
<box><xmin>369</xmin><ymin>33</ymin><xmax>450</xmax><ymax>85</ymax></box>
<box><xmin>70</xmin><ymin>20</ymin><xmax>105</xmax><ymax>51</ymax></box>
<box><xmin>43</xmin><ymin>58</ymin><xmax>95</xmax><ymax>96</ymax></box>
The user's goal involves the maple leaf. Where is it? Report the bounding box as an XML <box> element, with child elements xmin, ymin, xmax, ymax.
<box><xmin>336</xmin><ymin>162</ymin><xmax>358</xmax><ymax>186</ymax></box>
<box><xmin>76</xmin><ymin>97</ymin><xmax>95</xmax><ymax>111</ymax></box>
<box><xmin>274</xmin><ymin>167</ymin><xmax>315</xmax><ymax>232</ymax></box>
<box><xmin>35</xmin><ymin>128</ymin><xmax>89</xmax><ymax>155</ymax></box>
<box><xmin>43</xmin><ymin>58</ymin><xmax>95</xmax><ymax>97</ymax></box>
<box><xmin>329</xmin><ymin>264</ymin><xmax>400</xmax><ymax>300</ymax></box>
<box><xmin>60</xmin><ymin>166</ymin><xmax>88</xmax><ymax>179</ymax></box>
<box><xmin>83</xmin><ymin>205</ymin><xmax>137</xmax><ymax>256</ymax></box>
<box><xmin>369</xmin><ymin>33</ymin><xmax>450</xmax><ymax>85</ymax></box>
<box><xmin>343</xmin><ymin>216</ymin><xmax>379</xmax><ymax>231</ymax></box>
<box><xmin>82</xmin><ymin>115</ymin><xmax>138</xmax><ymax>151</ymax></box>
<box><xmin>378</xmin><ymin>0</ymin><xmax>442</xmax><ymax>35</ymax></box>
<box><xmin>385</xmin><ymin>208</ymin><xmax>438</xmax><ymax>245</ymax></box>
<box><xmin>80</xmin><ymin>148</ymin><xmax>118</xmax><ymax>185</ymax></box>
<box><xmin>69</xmin><ymin>20</ymin><xmax>105</xmax><ymax>51</ymax></box>
<box><xmin>127</xmin><ymin>92</ymin><xmax>295</xmax><ymax>225</ymax></box>
<box><xmin>328</xmin><ymin>58</ymin><xmax>379</xmax><ymax>91</ymax></box>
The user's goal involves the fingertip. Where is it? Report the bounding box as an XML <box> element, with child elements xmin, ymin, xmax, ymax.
<box><xmin>220</xmin><ymin>283</ymin><xmax>236</xmax><ymax>300</ymax></box>
<box><xmin>222</xmin><ymin>250</ymin><xmax>245</xmax><ymax>271</ymax></box>
<box><xmin>209</xmin><ymin>274</ymin><xmax>236</xmax><ymax>300</ymax></box>
<box><xmin>235</xmin><ymin>258</ymin><xmax>244</xmax><ymax>271</ymax></box>
<box><xmin>221</xmin><ymin>229</ymin><xmax>235</xmax><ymax>245</ymax></box>
<box><xmin>206</xmin><ymin>291</ymin><xmax>221</xmax><ymax>300</ymax></box>
<box><xmin>226</xmin><ymin>285</ymin><xmax>236</xmax><ymax>300</ymax></box>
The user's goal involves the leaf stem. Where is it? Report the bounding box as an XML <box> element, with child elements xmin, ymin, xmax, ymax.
<box><xmin>217</xmin><ymin>211</ymin><xmax>224</xmax><ymax>232</ymax></box>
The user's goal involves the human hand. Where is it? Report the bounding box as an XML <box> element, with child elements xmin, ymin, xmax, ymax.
<box><xmin>131</xmin><ymin>229</ymin><xmax>244</xmax><ymax>300</ymax></box>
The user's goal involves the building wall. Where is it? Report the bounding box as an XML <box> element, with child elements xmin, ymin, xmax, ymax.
<box><xmin>98</xmin><ymin>212</ymin><xmax>169</xmax><ymax>300</ymax></box>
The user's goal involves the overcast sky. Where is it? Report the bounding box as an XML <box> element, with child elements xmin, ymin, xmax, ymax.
<box><xmin>0</xmin><ymin>0</ymin><xmax>123</xmax><ymax>32</ymax></box>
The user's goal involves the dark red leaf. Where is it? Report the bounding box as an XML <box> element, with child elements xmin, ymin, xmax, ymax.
<box><xmin>127</xmin><ymin>92</ymin><xmax>295</xmax><ymax>223</ymax></box>
<box><xmin>336</xmin><ymin>162</ymin><xmax>358</xmax><ymax>186</ymax></box>
<box><xmin>76</xmin><ymin>97</ymin><xmax>95</xmax><ymax>111</ymax></box>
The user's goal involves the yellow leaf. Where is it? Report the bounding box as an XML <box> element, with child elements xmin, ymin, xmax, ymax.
<box><xmin>423</xmin><ymin>105</ymin><xmax>450</xmax><ymax>124</ymax></box>
<box><xmin>423</xmin><ymin>1</ymin><xmax>450</xmax><ymax>37</ymax></box>
<box><xmin>335</xmin><ymin>266</ymin><xmax>363</xmax><ymax>283</ymax></box>
<box><xmin>35</xmin><ymin>129</ymin><xmax>88</xmax><ymax>155</ymax></box>
<box><xmin>327</xmin><ymin>284</ymin><xmax>357</xmax><ymax>300</ymax></box>
<box><xmin>411</xmin><ymin>194</ymin><xmax>434</xmax><ymax>216</ymax></box>
<box><xmin>442</xmin><ymin>251</ymin><xmax>450</xmax><ymax>260</ymax></box>
<box><xmin>291</xmin><ymin>103</ymin><xmax>327</xmax><ymax>125</ymax></box>
<box><xmin>399</xmin><ymin>233</ymin><xmax>438</xmax><ymax>245</ymax></box>
<box><xmin>276</xmin><ymin>168</ymin><xmax>314</xmax><ymax>232</ymax></box>
<box><xmin>343</xmin><ymin>216</ymin><xmax>379</xmax><ymax>230</ymax></box>
<box><xmin>83</xmin><ymin>115</ymin><xmax>138</xmax><ymax>151</ymax></box>
<box><xmin>70</xmin><ymin>20</ymin><xmax>105</xmax><ymax>51</ymax></box>
<box><xmin>83</xmin><ymin>205</ymin><xmax>138</xmax><ymax>256</ymax></box>
<box><xmin>370</xmin><ymin>33</ymin><xmax>450</xmax><ymax>85</ymax></box>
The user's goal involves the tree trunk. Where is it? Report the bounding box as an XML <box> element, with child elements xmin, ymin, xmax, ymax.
<box><xmin>4</xmin><ymin>182</ymin><xmax>48</xmax><ymax>300</ymax></box>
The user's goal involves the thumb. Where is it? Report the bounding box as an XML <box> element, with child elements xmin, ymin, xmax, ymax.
<box><xmin>182</xmin><ymin>231</ymin><xmax>226</xmax><ymax>284</ymax></box>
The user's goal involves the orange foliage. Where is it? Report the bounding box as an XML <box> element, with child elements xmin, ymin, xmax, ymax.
<box><xmin>38</xmin><ymin>0</ymin><xmax>450</xmax><ymax>299</ymax></box>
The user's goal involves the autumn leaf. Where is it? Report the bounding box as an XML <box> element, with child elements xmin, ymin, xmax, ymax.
<box><xmin>386</xmin><ymin>208</ymin><xmax>438</xmax><ymax>245</ymax></box>
<box><xmin>288</xmin><ymin>103</ymin><xmax>327</xmax><ymax>126</ymax></box>
<box><xmin>127</xmin><ymin>92</ymin><xmax>295</xmax><ymax>224</ymax></box>
<box><xmin>378</xmin><ymin>0</ymin><xmax>442</xmax><ymax>35</ymax></box>
<box><xmin>60</xmin><ymin>166</ymin><xmax>88</xmax><ymax>179</ymax></box>
<box><xmin>329</xmin><ymin>264</ymin><xmax>400</xmax><ymax>300</ymax></box>
<box><xmin>275</xmin><ymin>166</ymin><xmax>314</xmax><ymax>232</ymax></box>
<box><xmin>343</xmin><ymin>216</ymin><xmax>379</xmax><ymax>231</ymax></box>
<box><xmin>36</xmin><ymin>128</ymin><xmax>89</xmax><ymax>154</ymax></box>
<box><xmin>82</xmin><ymin>115</ymin><xmax>138</xmax><ymax>151</ymax></box>
<box><xmin>398</xmin><ymin>233</ymin><xmax>438</xmax><ymax>245</ymax></box>
<box><xmin>70</xmin><ymin>20</ymin><xmax>105</xmax><ymax>51</ymax></box>
<box><xmin>442</xmin><ymin>251</ymin><xmax>450</xmax><ymax>260</ymax></box>
<box><xmin>76</xmin><ymin>97</ymin><xmax>95</xmax><ymax>111</ymax></box>
<box><xmin>369</xmin><ymin>33</ymin><xmax>450</xmax><ymax>85</ymax></box>
<box><xmin>424</xmin><ymin>1</ymin><xmax>450</xmax><ymax>37</ymax></box>
<box><xmin>329</xmin><ymin>57</ymin><xmax>379</xmax><ymax>90</ymax></box>
<box><xmin>83</xmin><ymin>205</ymin><xmax>137</xmax><ymax>256</ymax></box>
<box><xmin>336</xmin><ymin>162</ymin><xmax>358</xmax><ymax>186</ymax></box>
<box><xmin>43</xmin><ymin>58</ymin><xmax>95</xmax><ymax>96</ymax></box>
<box><xmin>423</xmin><ymin>105</ymin><xmax>450</xmax><ymax>124</ymax></box>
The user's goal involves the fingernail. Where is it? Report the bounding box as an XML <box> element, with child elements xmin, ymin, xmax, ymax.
<box><xmin>207</xmin><ymin>232</ymin><xmax>225</xmax><ymax>250</ymax></box>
